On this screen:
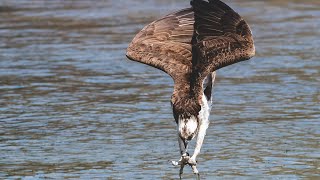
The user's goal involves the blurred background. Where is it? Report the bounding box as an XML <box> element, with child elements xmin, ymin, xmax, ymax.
<box><xmin>0</xmin><ymin>0</ymin><xmax>319</xmax><ymax>179</ymax></box>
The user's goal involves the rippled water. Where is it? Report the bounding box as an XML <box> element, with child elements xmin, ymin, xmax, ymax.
<box><xmin>0</xmin><ymin>0</ymin><xmax>319</xmax><ymax>179</ymax></box>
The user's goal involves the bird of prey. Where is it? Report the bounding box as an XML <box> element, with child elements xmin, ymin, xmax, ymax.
<box><xmin>126</xmin><ymin>0</ymin><xmax>255</xmax><ymax>178</ymax></box>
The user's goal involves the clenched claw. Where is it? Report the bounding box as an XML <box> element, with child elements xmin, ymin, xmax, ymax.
<box><xmin>172</xmin><ymin>154</ymin><xmax>189</xmax><ymax>166</ymax></box>
<box><xmin>172</xmin><ymin>154</ymin><xmax>190</xmax><ymax>178</ymax></box>
<box><xmin>172</xmin><ymin>155</ymin><xmax>200</xmax><ymax>179</ymax></box>
<box><xmin>191</xmin><ymin>164</ymin><xmax>199</xmax><ymax>174</ymax></box>
<box><xmin>171</xmin><ymin>160</ymin><xmax>179</xmax><ymax>166</ymax></box>
<box><xmin>179</xmin><ymin>163</ymin><xmax>185</xmax><ymax>179</ymax></box>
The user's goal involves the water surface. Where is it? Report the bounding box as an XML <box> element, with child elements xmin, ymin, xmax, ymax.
<box><xmin>0</xmin><ymin>0</ymin><xmax>319</xmax><ymax>179</ymax></box>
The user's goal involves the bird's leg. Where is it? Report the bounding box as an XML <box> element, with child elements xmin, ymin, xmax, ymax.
<box><xmin>172</xmin><ymin>135</ymin><xmax>189</xmax><ymax>164</ymax></box>
<box><xmin>188</xmin><ymin>119</ymin><xmax>209</xmax><ymax>175</ymax></box>
<box><xmin>178</xmin><ymin>153</ymin><xmax>190</xmax><ymax>178</ymax></box>
<box><xmin>172</xmin><ymin>135</ymin><xmax>190</xmax><ymax>177</ymax></box>
<box><xmin>178</xmin><ymin>134</ymin><xmax>188</xmax><ymax>156</ymax></box>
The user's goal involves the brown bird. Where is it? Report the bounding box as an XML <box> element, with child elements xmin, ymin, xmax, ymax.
<box><xmin>126</xmin><ymin>0</ymin><xmax>255</xmax><ymax>178</ymax></box>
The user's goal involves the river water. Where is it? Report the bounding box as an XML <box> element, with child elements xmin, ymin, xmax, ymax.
<box><xmin>0</xmin><ymin>0</ymin><xmax>319</xmax><ymax>179</ymax></box>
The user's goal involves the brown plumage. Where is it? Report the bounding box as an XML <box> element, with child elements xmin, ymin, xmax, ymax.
<box><xmin>126</xmin><ymin>0</ymin><xmax>255</xmax><ymax>176</ymax></box>
<box><xmin>126</xmin><ymin>0</ymin><xmax>255</xmax><ymax>118</ymax></box>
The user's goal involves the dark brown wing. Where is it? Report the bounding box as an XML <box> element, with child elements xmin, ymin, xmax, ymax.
<box><xmin>191</xmin><ymin>0</ymin><xmax>255</xmax><ymax>87</ymax></box>
<box><xmin>126</xmin><ymin>8</ymin><xmax>194</xmax><ymax>83</ymax></box>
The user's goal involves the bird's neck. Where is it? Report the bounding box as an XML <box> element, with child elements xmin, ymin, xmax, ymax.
<box><xmin>172</xmin><ymin>83</ymin><xmax>203</xmax><ymax>120</ymax></box>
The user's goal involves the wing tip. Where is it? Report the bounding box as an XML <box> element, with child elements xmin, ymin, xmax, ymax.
<box><xmin>125</xmin><ymin>48</ymin><xmax>135</xmax><ymax>61</ymax></box>
<box><xmin>245</xmin><ymin>41</ymin><xmax>256</xmax><ymax>60</ymax></box>
<box><xmin>125</xmin><ymin>44</ymin><xmax>135</xmax><ymax>61</ymax></box>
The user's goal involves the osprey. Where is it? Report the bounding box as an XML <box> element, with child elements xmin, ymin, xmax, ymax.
<box><xmin>126</xmin><ymin>0</ymin><xmax>255</xmax><ymax>178</ymax></box>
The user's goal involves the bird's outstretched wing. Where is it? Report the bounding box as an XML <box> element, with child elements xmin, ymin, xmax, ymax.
<box><xmin>126</xmin><ymin>0</ymin><xmax>255</xmax><ymax>103</ymax></box>
<box><xmin>126</xmin><ymin>8</ymin><xmax>194</xmax><ymax>83</ymax></box>
<box><xmin>191</xmin><ymin>0</ymin><xmax>255</xmax><ymax>84</ymax></box>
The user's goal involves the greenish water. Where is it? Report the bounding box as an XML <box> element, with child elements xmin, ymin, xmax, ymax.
<box><xmin>0</xmin><ymin>0</ymin><xmax>319</xmax><ymax>179</ymax></box>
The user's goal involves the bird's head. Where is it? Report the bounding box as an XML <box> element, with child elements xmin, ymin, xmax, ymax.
<box><xmin>171</xmin><ymin>96</ymin><xmax>201</xmax><ymax>141</ymax></box>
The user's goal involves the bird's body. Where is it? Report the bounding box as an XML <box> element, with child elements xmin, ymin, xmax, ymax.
<box><xmin>126</xmin><ymin>0</ymin><xmax>255</xmax><ymax>178</ymax></box>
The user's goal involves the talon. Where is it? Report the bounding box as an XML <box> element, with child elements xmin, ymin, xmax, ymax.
<box><xmin>191</xmin><ymin>164</ymin><xmax>199</xmax><ymax>175</ymax></box>
<box><xmin>193</xmin><ymin>167</ymin><xmax>199</xmax><ymax>174</ymax></box>
<box><xmin>179</xmin><ymin>162</ymin><xmax>185</xmax><ymax>179</ymax></box>
<box><xmin>172</xmin><ymin>154</ymin><xmax>190</xmax><ymax>167</ymax></box>
<box><xmin>172</xmin><ymin>160</ymin><xmax>179</xmax><ymax>166</ymax></box>
<box><xmin>179</xmin><ymin>170</ymin><xmax>184</xmax><ymax>180</ymax></box>
<box><xmin>187</xmin><ymin>157</ymin><xmax>197</xmax><ymax>166</ymax></box>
